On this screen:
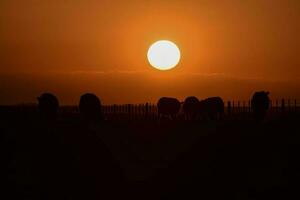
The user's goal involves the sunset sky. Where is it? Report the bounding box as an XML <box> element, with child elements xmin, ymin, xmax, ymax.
<box><xmin>1</xmin><ymin>0</ymin><xmax>299</xmax><ymax>105</ymax></box>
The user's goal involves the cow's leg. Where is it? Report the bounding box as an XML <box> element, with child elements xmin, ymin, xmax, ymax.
<box><xmin>185</xmin><ymin>114</ymin><xmax>189</xmax><ymax>121</ymax></box>
<box><xmin>171</xmin><ymin>114</ymin><xmax>175</xmax><ymax>120</ymax></box>
<box><xmin>218</xmin><ymin>112</ymin><xmax>224</xmax><ymax>120</ymax></box>
<box><xmin>158</xmin><ymin>113</ymin><xmax>162</xmax><ymax>123</ymax></box>
<box><xmin>184</xmin><ymin>114</ymin><xmax>187</xmax><ymax>121</ymax></box>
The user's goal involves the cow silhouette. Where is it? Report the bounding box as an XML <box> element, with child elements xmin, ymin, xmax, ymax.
<box><xmin>157</xmin><ymin>97</ymin><xmax>181</xmax><ymax>120</ymax></box>
<box><xmin>199</xmin><ymin>97</ymin><xmax>224</xmax><ymax>120</ymax></box>
<box><xmin>79</xmin><ymin>93</ymin><xmax>103</xmax><ymax>122</ymax></box>
<box><xmin>251</xmin><ymin>91</ymin><xmax>270</xmax><ymax>121</ymax></box>
<box><xmin>37</xmin><ymin>93</ymin><xmax>59</xmax><ymax>120</ymax></box>
<box><xmin>183</xmin><ymin>96</ymin><xmax>200</xmax><ymax>120</ymax></box>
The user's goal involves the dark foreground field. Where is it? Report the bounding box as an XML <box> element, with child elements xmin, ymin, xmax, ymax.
<box><xmin>2</xmin><ymin>107</ymin><xmax>300</xmax><ymax>199</ymax></box>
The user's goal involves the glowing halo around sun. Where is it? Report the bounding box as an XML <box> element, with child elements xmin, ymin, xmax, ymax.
<box><xmin>147</xmin><ymin>40</ymin><xmax>181</xmax><ymax>70</ymax></box>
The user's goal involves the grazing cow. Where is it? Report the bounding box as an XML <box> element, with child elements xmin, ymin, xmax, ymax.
<box><xmin>251</xmin><ymin>91</ymin><xmax>270</xmax><ymax>121</ymax></box>
<box><xmin>37</xmin><ymin>93</ymin><xmax>59</xmax><ymax>120</ymax></box>
<box><xmin>183</xmin><ymin>96</ymin><xmax>200</xmax><ymax>120</ymax></box>
<box><xmin>198</xmin><ymin>97</ymin><xmax>224</xmax><ymax>120</ymax></box>
<box><xmin>157</xmin><ymin>97</ymin><xmax>181</xmax><ymax>120</ymax></box>
<box><xmin>79</xmin><ymin>93</ymin><xmax>103</xmax><ymax>121</ymax></box>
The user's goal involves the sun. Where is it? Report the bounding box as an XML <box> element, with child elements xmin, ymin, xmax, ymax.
<box><xmin>147</xmin><ymin>40</ymin><xmax>181</xmax><ymax>70</ymax></box>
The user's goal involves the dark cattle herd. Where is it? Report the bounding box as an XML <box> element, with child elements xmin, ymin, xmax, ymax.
<box><xmin>33</xmin><ymin>91</ymin><xmax>273</xmax><ymax>122</ymax></box>
<box><xmin>3</xmin><ymin>90</ymin><xmax>300</xmax><ymax>200</ymax></box>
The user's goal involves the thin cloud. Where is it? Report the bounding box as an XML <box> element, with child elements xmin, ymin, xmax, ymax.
<box><xmin>68</xmin><ymin>70</ymin><xmax>147</xmax><ymax>75</ymax></box>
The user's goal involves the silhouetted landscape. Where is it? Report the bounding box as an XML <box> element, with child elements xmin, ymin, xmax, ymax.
<box><xmin>2</xmin><ymin>1</ymin><xmax>300</xmax><ymax>199</ymax></box>
<box><xmin>2</xmin><ymin>92</ymin><xmax>300</xmax><ymax>199</ymax></box>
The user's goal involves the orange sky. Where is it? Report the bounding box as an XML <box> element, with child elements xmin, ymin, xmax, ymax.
<box><xmin>1</xmin><ymin>0</ymin><xmax>299</xmax><ymax>104</ymax></box>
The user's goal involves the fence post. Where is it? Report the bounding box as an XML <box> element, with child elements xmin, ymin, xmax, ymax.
<box><xmin>111</xmin><ymin>105</ymin><xmax>114</xmax><ymax>119</ymax></box>
<box><xmin>150</xmin><ymin>104</ymin><xmax>152</xmax><ymax>119</ymax></box>
<box><xmin>145</xmin><ymin>103</ymin><xmax>149</xmax><ymax>119</ymax></box>
<box><xmin>127</xmin><ymin>104</ymin><xmax>131</xmax><ymax>120</ymax></box>
<box><xmin>135</xmin><ymin>104</ymin><xmax>137</xmax><ymax>118</ymax></box>
<box><xmin>153</xmin><ymin>104</ymin><xmax>156</xmax><ymax>119</ymax></box>
<box><xmin>281</xmin><ymin>99</ymin><xmax>285</xmax><ymax>114</ymax></box>
<box><xmin>227</xmin><ymin>101</ymin><xmax>231</xmax><ymax>115</ymax></box>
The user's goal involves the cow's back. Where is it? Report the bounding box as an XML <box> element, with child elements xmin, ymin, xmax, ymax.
<box><xmin>251</xmin><ymin>91</ymin><xmax>270</xmax><ymax>112</ymax></box>
<box><xmin>199</xmin><ymin>97</ymin><xmax>224</xmax><ymax>116</ymax></box>
<box><xmin>183</xmin><ymin>96</ymin><xmax>200</xmax><ymax>115</ymax></box>
<box><xmin>157</xmin><ymin>97</ymin><xmax>181</xmax><ymax>116</ymax></box>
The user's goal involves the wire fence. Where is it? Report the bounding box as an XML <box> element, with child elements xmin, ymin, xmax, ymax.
<box><xmin>100</xmin><ymin>99</ymin><xmax>299</xmax><ymax>120</ymax></box>
<box><xmin>1</xmin><ymin>99</ymin><xmax>299</xmax><ymax>120</ymax></box>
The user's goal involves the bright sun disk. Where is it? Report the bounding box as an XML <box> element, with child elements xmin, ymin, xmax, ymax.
<box><xmin>147</xmin><ymin>40</ymin><xmax>181</xmax><ymax>70</ymax></box>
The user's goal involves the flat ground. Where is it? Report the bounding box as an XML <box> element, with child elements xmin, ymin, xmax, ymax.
<box><xmin>2</xmin><ymin>108</ymin><xmax>300</xmax><ymax>199</ymax></box>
